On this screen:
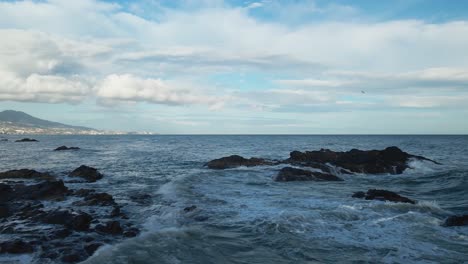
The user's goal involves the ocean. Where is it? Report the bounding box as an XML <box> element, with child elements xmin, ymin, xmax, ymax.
<box><xmin>1</xmin><ymin>135</ymin><xmax>467</xmax><ymax>263</ymax></box>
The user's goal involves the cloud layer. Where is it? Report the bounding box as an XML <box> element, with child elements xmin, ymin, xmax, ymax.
<box><xmin>0</xmin><ymin>0</ymin><xmax>467</xmax><ymax>132</ymax></box>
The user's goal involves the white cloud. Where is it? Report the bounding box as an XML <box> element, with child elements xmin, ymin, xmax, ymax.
<box><xmin>95</xmin><ymin>74</ymin><xmax>224</xmax><ymax>107</ymax></box>
<box><xmin>0</xmin><ymin>71</ymin><xmax>91</xmax><ymax>103</ymax></box>
<box><xmin>1</xmin><ymin>0</ymin><xmax>468</xmax><ymax>116</ymax></box>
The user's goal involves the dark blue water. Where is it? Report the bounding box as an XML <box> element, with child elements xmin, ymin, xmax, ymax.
<box><xmin>1</xmin><ymin>135</ymin><xmax>467</xmax><ymax>263</ymax></box>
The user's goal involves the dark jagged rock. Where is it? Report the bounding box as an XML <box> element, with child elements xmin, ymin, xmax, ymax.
<box><xmin>69</xmin><ymin>165</ymin><xmax>103</xmax><ymax>182</ymax></box>
<box><xmin>40</xmin><ymin>210</ymin><xmax>92</xmax><ymax>231</ymax></box>
<box><xmin>15</xmin><ymin>138</ymin><xmax>38</xmax><ymax>142</ymax></box>
<box><xmin>275</xmin><ymin>167</ymin><xmax>343</xmax><ymax>182</ymax></box>
<box><xmin>84</xmin><ymin>243</ymin><xmax>103</xmax><ymax>256</ymax></box>
<box><xmin>287</xmin><ymin>146</ymin><xmax>439</xmax><ymax>175</ymax></box>
<box><xmin>206</xmin><ymin>155</ymin><xmax>273</xmax><ymax>169</ymax></box>
<box><xmin>352</xmin><ymin>189</ymin><xmax>416</xmax><ymax>204</ymax></box>
<box><xmin>54</xmin><ymin>146</ymin><xmax>80</xmax><ymax>151</ymax></box>
<box><xmin>0</xmin><ymin>205</ymin><xmax>9</xmax><ymax>218</ymax></box>
<box><xmin>443</xmin><ymin>215</ymin><xmax>468</xmax><ymax>227</ymax></box>
<box><xmin>61</xmin><ymin>251</ymin><xmax>87</xmax><ymax>263</ymax></box>
<box><xmin>184</xmin><ymin>205</ymin><xmax>197</xmax><ymax>212</ymax></box>
<box><xmin>2</xmin><ymin>180</ymin><xmax>69</xmax><ymax>201</ymax></box>
<box><xmin>73</xmin><ymin>192</ymin><xmax>116</xmax><ymax>206</ymax></box>
<box><xmin>95</xmin><ymin>221</ymin><xmax>123</xmax><ymax>235</ymax></box>
<box><xmin>123</xmin><ymin>227</ymin><xmax>139</xmax><ymax>238</ymax></box>
<box><xmin>0</xmin><ymin>172</ymin><xmax>139</xmax><ymax>263</ymax></box>
<box><xmin>0</xmin><ymin>169</ymin><xmax>55</xmax><ymax>181</ymax></box>
<box><xmin>0</xmin><ymin>240</ymin><xmax>33</xmax><ymax>254</ymax></box>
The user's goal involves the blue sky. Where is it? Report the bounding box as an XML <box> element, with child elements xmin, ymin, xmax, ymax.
<box><xmin>0</xmin><ymin>0</ymin><xmax>468</xmax><ymax>134</ymax></box>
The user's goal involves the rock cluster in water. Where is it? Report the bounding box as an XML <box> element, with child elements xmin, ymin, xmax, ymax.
<box><xmin>352</xmin><ymin>189</ymin><xmax>416</xmax><ymax>204</ymax></box>
<box><xmin>275</xmin><ymin>167</ymin><xmax>343</xmax><ymax>182</ymax></box>
<box><xmin>0</xmin><ymin>167</ymin><xmax>140</xmax><ymax>263</ymax></box>
<box><xmin>54</xmin><ymin>146</ymin><xmax>80</xmax><ymax>151</ymax></box>
<box><xmin>15</xmin><ymin>138</ymin><xmax>38</xmax><ymax>142</ymax></box>
<box><xmin>206</xmin><ymin>146</ymin><xmax>440</xmax><ymax>181</ymax></box>
<box><xmin>205</xmin><ymin>146</ymin><xmax>468</xmax><ymax>227</ymax></box>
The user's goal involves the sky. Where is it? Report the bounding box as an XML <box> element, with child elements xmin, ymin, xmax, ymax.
<box><xmin>1</xmin><ymin>0</ymin><xmax>468</xmax><ymax>134</ymax></box>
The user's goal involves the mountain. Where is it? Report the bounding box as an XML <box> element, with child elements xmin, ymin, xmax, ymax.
<box><xmin>0</xmin><ymin>110</ymin><xmax>94</xmax><ymax>130</ymax></box>
<box><xmin>0</xmin><ymin>110</ymin><xmax>102</xmax><ymax>135</ymax></box>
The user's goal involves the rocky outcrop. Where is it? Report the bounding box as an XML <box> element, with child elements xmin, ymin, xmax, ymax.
<box><xmin>352</xmin><ymin>189</ymin><xmax>416</xmax><ymax>204</ymax></box>
<box><xmin>274</xmin><ymin>167</ymin><xmax>343</xmax><ymax>182</ymax></box>
<box><xmin>287</xmin><ymin>146</ymin><xmax>439</xmax><ymax>175</ymax></box>
<box><xmin>0</xmin><ymin>240</ymin><xmax>33</xmax><ymax>254</ymax></box>
<box><xmin>54</xmin><ymin>146</ymin><xmax>80</xmax><ymax>151</ymax></box>
<box><xmin>206</xmin><ymin>147</ymin><xmax>439</xmax><ymax>176</ymax></box>
<box><xmin>1</xmin><ymin>180</ymin><xmax>68</xmax><ymax>201</ymax></box>
<box><xmin>69</xmin><ymin>165</ymin><xmax>103</xmax><ymax>182</ymax></box>
<box><xmin>15</xmin><ymin>138</ymin><xmax>38</xmax><ymax>142</ymax></box>
<box><xmin>95</xmin><ymin>221</ymin><xmax>123</xmax><ymax>235</ymax></box>
<box><xmin>0</xmin><ymin>168</ymin><xmax>139</xmax><ymax>263</ymax></box>
<box><xmin>0</xmin><ymin>169</ymin><xmax>55</xmax><ymax>181</ymax></box>
<box><xmin>39</xmin><ymin>210</ymin><xmax>92</xmax><ymax>231</ymax></box>
<box><xmin>443</xmin><ymin>215</ymin><xmax>468</xmax><ymax>227</ymax></box>
<box><xmin>73</xmin><ymin>192</ymin><xmax>116</xmax><ymax>206</ymax></box>
<box><xmin>205</xmin><ymin>155</ymin><xmax>274</xmax><ymax>169</ymax></box>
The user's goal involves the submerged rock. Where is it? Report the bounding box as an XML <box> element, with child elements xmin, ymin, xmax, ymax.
<box><xmin>73</xmin><ymin>192</ymin><xmax>116</xmax><ymax>206</ymax></box>
<box><xmin>0</xmin><ymin>169</ymin><xmax>55</xmax><ymax>181</ymax></box>
<box><xmin>95</xmin><ymin>221</ymin><xmax>123</xmax><ymax>235</ymax></box>
<box><xmin>275</xmin><ymin>167</ymin><xmax>343</xmax><ymax>182</ymax></box>
<box><xmin>69</xmin><ymin>165</ymin><xmax>103</xmax><ymax>182</ymax></box>
<box><xmin>0</xmin><ymin>240</ymin><xmax>33</xmax><ymax>254</ymax></box>
<box><xmin>184</xmin><ymin>205</ymin><xmax>197</xmax><ymax>212</ymax></box>
<box><xmin>443</xmin><ymin>215</ymin><xmax>468</xmax><ymax>227</ymax></box>
<box><xmin>2</xmin><ymin>180</ymin><xmax>69</xmax><ymax>201</ymax></box>
<box><xmin>15</xmin><ymin>138</ymin><xmax>38</xmax><ymax>142</ymax></box>
<box><xmin>352</xmin><ymin>189</ymin><xmax>416</xmax><ymax>204</ymax></box>
<box><xmin>287</xmin><ymin>146</ymin><xmax>439</xmax><ymax>175</ymax></box>
<box><xmin>40</xmin><ymin>210</ymin><xmax>92</xmax><ymax>231</ymax></box>
<box><xmin>206</xmin><ymin>155</ymin><xmax>273</xmax><ymax>169</ymax></box>
<box><xmin>129</xmin><ymin>193</ymin><xmax>152</xmax><ymax>205</ymax></box>
<box><xmin>54</xmin><ymin>146</ymin><xmax>80</xmax><ymax>151</ymax></box>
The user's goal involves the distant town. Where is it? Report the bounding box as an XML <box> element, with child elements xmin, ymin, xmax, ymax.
<box><xmin>0</xmin><ymin>110</ymin><xmax>157</xmax><ymax>135</ymax></box>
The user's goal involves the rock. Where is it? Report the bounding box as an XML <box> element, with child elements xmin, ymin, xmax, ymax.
<box><xmin>0</xmin><ymin>204</ymin><xmax>9</xmax><ymax>218</ymax></box>
<box><xmin>73</xmin><ymin>188</ymin><xmax>95</xmax><ymax>197</ymax></box>
<box><xmin>84</xmin><ymin>243</ymin><xmax>103</xmax><ymax>256</ymax></box>
<box><xmin>40</xmin><ymin>210</ymin><xmax>92</xmax><ymax>231</ymax></box>
<box><xmin>95</xmin><ymin>221</ymin><xmax>123</xmax><ymax>235</ymax></box>
<box><xmin>352</xmin><ymin>189</ymin><xmax>416</xmax><ymax>204</ymax></box>
<box><xmin>61</xmin><ymin>251</ymin><xmax>86</xmax><ymax>263</ymax></box>
<box><xmin>287</xmin><ymin>146</ymin><xmax>439</xmax><ymax>175</ymax></box>
<box><xmin>54</xmin><ymin>146</ymin><xmax>80</xmax><ymax>151</ymax></box>
<box><xmin>13</xmin><ymin>180</ymin><xmax>68</xmax><ymax>200</ymax></box>
<box><xmin>55</xmin><ymin>146</ymin><xmax>80</xmax><ymax>151</ymax></box>
<box><xmin>0</xmin><ymin>240</ymin><xmax>33</xmax><ymax>254</ymax></box>
<box><xmin>443</xmin><ymin>215</ymin><xmax>468</xmax><ymax>227</ymax></box>
<box><xmin>0</xmin><ymin>169</ymin><xmax>55</xmax><ymax>181</ymax></box>
<box><xmin>48</xmin><ymin>228</ymin><xmax>72</xmax><ymax>240</ymax></box>
<box><xmin>110</xmin><ymin>206</ymin><xmax>121</xmax><ymax>217</ymax></box>
<box><xmin>129</xmin><ymin>193</ymin><xmax>152</xmax><ymax>204</ymax></box>
<box><xmin>69</xmin><ymin>165</ymin><xmax>103</xmax><ymax>182</ymax></box>
<box><xmin>0</xmin><ymin>139</ymin><xmax>7</xmax><ymax>142</ymax></box>
<box><xmin>206</xmin><ymin>155</ymin><xmax>272</xmax><ymax>169</ymax></box>
<box><xmin>184</xmin><ymin>205</ymin><xmax>197</xmax><ymax>212</ymax></box>
<box><xmin>123</xmin><ymin>228</ymin><xmax>139</xmax><ymax>237</ymax></box>
<box><xmin>73</xmin><ymin>192</ymin><xmax>116</xmax><ymax>206</ymax></box>
<box><xmin>274</xmin><ymin>167</ymin><xmax>343</xmax><ymax>182</ymax></box>
<box><xmin>15</xmin><ymin>138</ymin><xmax>38</xmax><ymax>142</ymax></box>
<box><xmin>351</xmin><ymin>191</ymin><xmax>366</xmax><ymax>198</ymax></box>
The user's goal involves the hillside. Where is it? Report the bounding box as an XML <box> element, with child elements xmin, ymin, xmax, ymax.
<box><xmin>0</xmin><ymin>110</ymin><xmax>99</xmax><ymax>134</ymax></box>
